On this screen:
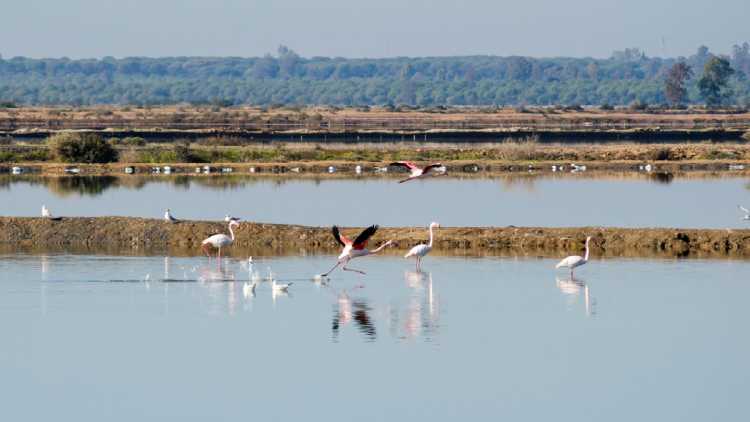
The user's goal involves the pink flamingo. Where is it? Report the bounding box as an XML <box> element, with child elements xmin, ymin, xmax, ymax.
<box><xmin>320</xmin><ymin>225</ymin><xmax>393</xmax><ymax>276</ymax></box>
<box><xmin>389</xmin><ymin>161</ymin><xmax>446</xmax><ymax>183</ymax></box>
<box><xmin>201</xmin><ymin>220</ymin><xmax>239</xmax><ymax>260</ymax></box>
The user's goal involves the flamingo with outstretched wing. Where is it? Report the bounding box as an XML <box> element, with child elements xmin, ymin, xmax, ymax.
<box><xmin>389</xmin><ymin>161</ymin><xmax>446</xmax><ymax>183</ymax></box>
<box><xmin>320</xmin><ymin>225</ymin><xmax>393</xmax><ymax>276</ymax></box>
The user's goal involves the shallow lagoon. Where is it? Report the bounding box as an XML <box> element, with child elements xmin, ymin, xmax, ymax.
<box><xmin>1</xmin><ymin>173</ymin><xmax>750</xmax><ymax>228</ymax></box>
<box><xmin>2</xmin><ymin>253</ymin><xmax>748</xmax><ymax>421</ymax></box>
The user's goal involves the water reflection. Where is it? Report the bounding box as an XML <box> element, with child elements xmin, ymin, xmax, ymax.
<box><xmin>555</xmin><ymin>275</ymin><xmax>596</xmax><ymax>317</ymax></box>
<box><xmin>0</xmin><ymin>171</ymin><xmax>733</xmax><ymax>198</ymax></box>
<box><xmin>332</xmin><ymin>291</ymin><xmax>377</xmax><ymax>342</ymax></box>
<box><xmin>400</xmin><ymin>271</ymin><xmax>440</xmax><ymax>341</ymax></box>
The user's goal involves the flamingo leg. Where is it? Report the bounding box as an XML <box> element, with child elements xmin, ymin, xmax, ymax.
<box><xmin>342</xmin><ymin>264</ymin><xmax>366</xmax><ymax>275</ymax></box>
<box><xmin>322</xmin><ymin>260</ymin><xmax>342</xmax><ymax>277</ymax></box>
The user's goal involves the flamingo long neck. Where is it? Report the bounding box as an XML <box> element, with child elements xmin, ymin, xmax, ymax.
<box><xmin>428</xmin><ymin>225</ymin><xmax>435</xmax><ymax>247</ymax></box>
<box><xmin>583</xmin><ymin>239</ymin><xmax>590</xmax><ymax>261</ymax></box>
<box><xmin>229</xmin><ymin>224</ymin><xmax>236</xmax><ymax>241</ymax></box>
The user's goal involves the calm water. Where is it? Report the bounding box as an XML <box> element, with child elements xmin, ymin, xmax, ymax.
<box><xmin>1</xmin><ymin>174</ymin><xmax>750</xmax><ymax>228</ymax></box>
<box><xmin>2</xmin><ymin>253</ymin><xmax>748</xmax><ymax>421</ymax></box>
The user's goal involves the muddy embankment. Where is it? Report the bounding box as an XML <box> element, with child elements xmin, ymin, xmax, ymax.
<box><xmin>1</xmin><ymin>217</ymin><xmax>749</xmax><ymax>259</ymax></box>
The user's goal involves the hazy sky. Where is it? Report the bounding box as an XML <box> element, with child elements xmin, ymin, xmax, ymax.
<box><xmin>2</xmin><ymin>0</ymin><xmax>747</xmax><ymax>59</ymax></box>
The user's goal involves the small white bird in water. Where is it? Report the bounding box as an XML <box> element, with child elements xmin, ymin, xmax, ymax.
<box><xmin>738</xmin><ymin>205</ymin><xmax>750</xmax><ymax>220</ymax></box>
<box><xmin>556</xmin><ymin>236</ymin><xmax>592</xmax><ymax>276</ymax></box>
<box><xmin>404</xmin><ymin>222</ymin><xmax>440</xmax><ymax>271</ymax></box>
<box><xmin>225</xmin><ymin>214</ymin><xmax>241</xmax><ymax>223</ymax></box>
<box><xmin>272</xmin><ymin>279</ymin><xmax>292</xmax><ymax>292</ymax></box>
<box><xmin>164</xmin><ymin>208</ymin><xmax>179</xmax><ymax>223</ymax></box>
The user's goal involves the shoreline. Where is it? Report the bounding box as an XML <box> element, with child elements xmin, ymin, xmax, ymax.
<box><xmin>1</xmin><ymin>217</ymin><xmax>749</xmax><ymax>259</ymax></box>
<box><xmin>2</xmin><ymin>160</ymin><xmax>750</xmax><ymax>176</ymax></box>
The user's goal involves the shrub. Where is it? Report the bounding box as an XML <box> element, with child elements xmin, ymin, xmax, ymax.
<box><xmin>599</xmin><ymin>103</ymin><xmax>614</xmax><ymax>111</ymax></box>
<box><xmin>743</xmin><ymin>131</ymin><xmax>750</xmax><ymax>142</ymax></box>
<box><xmin>48</xmin><ymin>133</ymin><xmax>119</xmax><ymax>163</ymax></box>
<box><xmin>173</xmin><ymin>142</ymin><xmax>196</xmax><ymax>162</ymax></box>
<box><xmin>650</xmin><ymin>147</ymin><xmax>673</xmax><ymax>161</ymax></box>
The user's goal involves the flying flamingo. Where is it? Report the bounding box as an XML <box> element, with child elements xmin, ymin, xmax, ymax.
<box><xmin>555</xmin><ymin>236</ymin><xmax>592</xmax><ymax>276</ymax></box>
<box><xmin>389</xmin><ymin>161</ymin><xmax>446</xmax><ymax>183</ymax></box>
<box><xmin>201</xmin><ymin>220</ymin><xmax>240</xmax><ymax>260</ymax></box>
<box><xmin>320</xmin><ymin>225</ymin><xmax>393</xmax><ymax>276</ymax></box>
<box><xmin>404</xmin><ymin>222</ymin><xmax>440</xmax><ymax>271</ymax></box>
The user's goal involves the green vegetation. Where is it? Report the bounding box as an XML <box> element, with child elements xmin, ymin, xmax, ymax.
<box><xmin>1</xmin><ymin>44</ymin><xmax>749</xmax><ymax>106</ymax></box>
<box><xmin>47</xmin><ymin>133</ymin><xmax>119</xmax><ymax>163</ymax></box>
<box><xmin>698</xmin><ymin>57</ymin><xmax>735</xmax><ymax>107</ymax></box>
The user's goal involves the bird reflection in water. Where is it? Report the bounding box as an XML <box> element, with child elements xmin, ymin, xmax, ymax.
<box><xmin>555</xmin><ymin>275</ymin><xmax>596</xmax><ymax>317</ymax></box>
<box><xmin>332</xmin><ymin>292</ymin><xmax>376</xmax><ymax>342</ymax></box>
<box><xmin>399</xmin><ymin>271</ymin><xmax>440</xmax><ymax>341</ymax></box>
<box><xmin>196</xmin><ymin>264</ymin><xmax>239</xmax><ymax>315</ymax></box>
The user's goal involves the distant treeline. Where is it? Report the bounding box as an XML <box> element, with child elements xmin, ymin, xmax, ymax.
<box><xmin>1</xmin><ymin>44</ymin><xmax>749</xmax><ymax>107</ymax></box>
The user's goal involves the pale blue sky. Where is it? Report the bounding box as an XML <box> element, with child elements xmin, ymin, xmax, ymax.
<box><xmin>2</xmin><ymin>0</ymin><xmax>747</xmax><ymax>59</ymax></box>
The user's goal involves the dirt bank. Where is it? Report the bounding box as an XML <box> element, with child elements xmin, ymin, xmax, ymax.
<box><xmin>1</xmin><ymin>217</ymin><xmax>749</xmax><ymax>259</ymax></box>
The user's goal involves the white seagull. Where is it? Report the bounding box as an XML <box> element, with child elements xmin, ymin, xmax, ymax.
<box><xmin>164</xmin><ymin>208</ymin><xmax>179</xmax><ymax>223</ymax></box>
<box><xmin>738</xmin><ymin>205</ymin><xmax>750</xmax><ymax>220</ymax></box>
<box><xmin>225</xmin><ymin>214</ymin><xmax>241</xmax><ymax>223</ymax></box>
<box><xmin>389</xmin><ymin>161</ymin><xmax>446</xmax><ymax>183</ymax></box>
<box><xmin>272</xmin><ymin>279</ymin><xmax>292</xmax><ymax>293</ymax></box>
<box><xmin>555</xmin><ymin>236</ymin><xmax>592</xmax><ymax>276</ymax></box>
<box><xmin>404</xmin><ymin>222</ymin><xmax>440</xmax><ymax>271</ymax></box>
<box><xmin>41</xmin><ymin>205</ymin><xmax>62</xmax><ymax>221</ymax></box>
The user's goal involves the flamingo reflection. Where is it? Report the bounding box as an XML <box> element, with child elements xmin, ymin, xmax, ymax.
<box><xmin>401</xmin><ymin>271</ymin><xmax>440</xmax><ymax>340</ymax></box>
<box><xmin>555</xmin><ymin>275</ymin><xmax>596</xmax><ymax>317</ymax></box>
<box><xmin>332</xmin><ymin>292</ymin><xmax>376</xmax><ymax>341</ymax></box>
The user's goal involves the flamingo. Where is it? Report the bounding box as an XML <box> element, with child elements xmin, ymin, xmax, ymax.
<box><xmin>320</xmin><ymin>225</ymin><xmax>393</xmax><ymax>276</ymax></box>
<box><xmin>201</xmin><ymin>220</ymin><xmax>239</xmax><ymax>259</ymax></box>
<box><xmin>389</xmin><ymin>161</ymin><xmax>446</xmax><ymax>183</ymax></box>
<box><xmin>404</xmin><ymin>222</ymin><xmax>440</xmax><ymax>271</ymax></box>
<box><xmin>164</xmin><ymin>208</ymin><xmax>179</xmax><ymax>223</ymax></box>
<box><xmin>555</xmin><ymin>236</ymin><xmax>592</xmax><ymax>276</ymax></box>
<box><xmin>738</xmin><ymin>205</ymin><xmax>750</xmax><ymax>220</ymax></box>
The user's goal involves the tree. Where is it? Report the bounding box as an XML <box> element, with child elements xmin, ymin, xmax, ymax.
<box><xmin>698</xmin><ymin>57</ymin><xmax>735</xmax><ymax>106</ymax></box>
<box><xmin>664</xmin><ymin>62</ymin><xmax>693</xmax><ymax>106</ymax></box>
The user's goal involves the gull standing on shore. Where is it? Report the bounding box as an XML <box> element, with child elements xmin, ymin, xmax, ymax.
<box><xmin>225</xmin><ymin>214</ymin><xmax>241</xmax><ymax>223</ymax></box>
<box><xmin>164</xmin><ymin>208</ymin><xmax>179</xmax><ymax>223</ymax></box>
<box><xmin>41</xmin><ymin>205</ymin><xmax>62</xmax><ymax>221</ymax></box>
